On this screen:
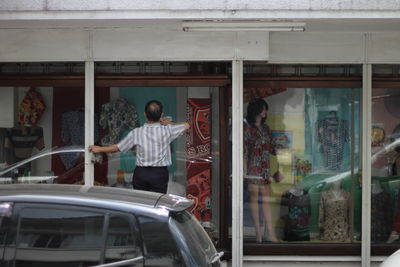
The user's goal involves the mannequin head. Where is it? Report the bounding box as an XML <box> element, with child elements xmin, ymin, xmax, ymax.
<box><xmin>246</xmin><ymin>98</ymin><xmax>269</xmax><ymax>126</ymax></box>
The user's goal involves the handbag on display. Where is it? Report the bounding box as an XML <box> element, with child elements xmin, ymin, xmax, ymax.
<box><xmin>273</xmin><ymin>170</ymin><xmax>284</xmax><ymax>183</ymax></box>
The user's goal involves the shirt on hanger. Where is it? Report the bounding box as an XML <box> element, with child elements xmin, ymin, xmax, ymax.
<box><xmin>316</xmin><ymin>118</ymin><xmax>349</xmax><ymax>171</ymax></box>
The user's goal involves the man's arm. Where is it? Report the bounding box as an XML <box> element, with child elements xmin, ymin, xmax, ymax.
<box><xmin>89</xmin><ymin>144</ymin><xmax>120</xmax><ymax>153</ymax></box>
<box><xmin>160</xmin><ymin>117</ymin><xmax>190</xmax><ymax>130</ymax></box>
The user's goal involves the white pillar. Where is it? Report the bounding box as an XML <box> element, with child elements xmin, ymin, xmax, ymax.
<box><xmin>361</xmin><ymin>62</ymin><xmax>372</xmax><ymax>267</ymax></box>
<box><xmin>84</xmin><ymin>60</ymin><xmax>95</xmax><ymax>186</ymax></box>
<box><xmin>232</xmin><ymin>59</ymin><xmax>244</xmax><ymax>267</ymax></box>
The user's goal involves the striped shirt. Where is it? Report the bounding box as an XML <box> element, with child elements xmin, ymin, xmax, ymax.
<box><xmin>117</xmin><ymin>123</ymin><xmax>186</xmax><ymax>167</ymax></box>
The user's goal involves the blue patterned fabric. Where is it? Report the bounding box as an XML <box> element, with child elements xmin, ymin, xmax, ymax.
<box><xmin>60</xmin><ymin>109</ymin><xmax>99</xmax><ymax>169</ymax></box>
<box><xmin>99</xmin><ymin>98</ymin><xmax>139</xmax><ymax>146</ymax></box>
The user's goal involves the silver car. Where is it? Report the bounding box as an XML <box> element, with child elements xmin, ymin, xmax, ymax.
<box><xmin>0</xmin><ymin>184</ymin><xmax>222</xmax><ymax>266</ymax></box>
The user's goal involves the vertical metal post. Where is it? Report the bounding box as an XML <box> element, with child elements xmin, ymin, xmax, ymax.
<box><xmin>84</xmin><ymin>60</ymin><xmax>95</xmax><ymax>186</ymax></box>
<box><xmin>232</xmin><ymin>60</ymin><xmax>243</xmax><ymax>267</ymax></box>
<box><xmin>361</xmin><ymin>63</ymin><xmax>372</xmax><ymax>267</ymax></box>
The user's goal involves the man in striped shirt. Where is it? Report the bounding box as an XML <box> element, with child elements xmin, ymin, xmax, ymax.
<box><xmin>89</xmin><ymin>100</ymin><xmax>189</xmax><ymax>193</ymax></box>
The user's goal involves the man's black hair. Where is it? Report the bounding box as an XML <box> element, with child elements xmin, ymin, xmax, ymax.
<box><xmin>145</xmin><ymin>100</ymin><xmax>163</xmax><ymax>122</ymax></box>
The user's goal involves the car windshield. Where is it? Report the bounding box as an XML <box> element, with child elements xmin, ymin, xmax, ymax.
<box><xmin>169</xmin><ymin>210</ymin><xmax>218</xmax><ymax>267</ymax></box>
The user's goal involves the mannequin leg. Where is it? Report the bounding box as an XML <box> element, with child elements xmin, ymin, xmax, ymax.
<box><xmin>248</xmin><ymin>183</ymin><xmax>262</xmax><ymax>243</ymax></box>
<box><xmin>260</xmin><ymin>183</ymin><xmax>278</xmax><ymax>242</ymax></box>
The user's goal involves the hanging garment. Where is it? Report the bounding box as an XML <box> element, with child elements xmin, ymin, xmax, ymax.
<box><xmin>371</xmin><ymin>190</ymin><xmax>392</xmax><ymax>242</ymax></box>
<box><xmin>59</xmin><ymin>109</ymin><xmax>99</xmax><ymax>169</ymax></box>
<box><xmin>318</xmin><ymin>187</ymin><xmax>351</xmax><ymax>242</ymax></box>
<box><xmin>99</xmin><ymin>98</ymin><xmax>139</xmax><ymax>146</ymax></box>
<box><xmin>5</xmin><ymin>126</ymin><xmax>45</xmax><ymax>169</ymax></box>
<box><xmin>18</xmin><ymin>88</ymin><xmax>46</xmax><ymax>126</ymax></box>
<box><xmin>0</xmin><ymin>128</ymin><xmax>14</xmax><ymax>164</ymax></box>
<box><xmin>316</xmin><ymin>118</ymin><xmax>349</xmax><ymax>170</ymax></box>
<box><xmin>391</xmin><ymin>189</ymin><xmax>400</xmax><ymax>233</ymax></box>
<box><xmin>280</xmin><ymin>190</ymin><xmax>311</xmax><ymax>241</ymax></box>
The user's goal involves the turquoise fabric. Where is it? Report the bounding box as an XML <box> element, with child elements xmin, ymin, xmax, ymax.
<box><xmin>304</xmin><ymin>88</ymin><xmax>362</xmax><ymax>233</ymax></box>
<box><xmin>119</xmin><ymin>87</ymin><xmax>177</xmax><ymax>174</ymax></box>
<box><xmin>304</xmin><ymin>88</ymin><xmax>361</xmax><ymax>173</ymax></box>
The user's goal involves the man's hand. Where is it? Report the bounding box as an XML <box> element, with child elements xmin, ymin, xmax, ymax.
<box><xmin>88</xmin><ymin>145</ymin><xmax>101</xmax><ymax>153</ymax></box>
<box><xmin>160</xmin><ymin>116</ymin><xmax>172</xmax><ymax>125</ymax></box>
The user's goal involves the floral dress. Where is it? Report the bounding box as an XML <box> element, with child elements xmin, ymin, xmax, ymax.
<box><xmin>243</xmin><ymin>123</ymin><xmax>276</xmax><ymax>185</ymax></box>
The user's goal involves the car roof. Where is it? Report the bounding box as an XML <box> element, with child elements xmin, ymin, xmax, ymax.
<box><xmin>0</xmin><ymin>184</ymin><xmax>193</xmax><ymax>213</ymax></box>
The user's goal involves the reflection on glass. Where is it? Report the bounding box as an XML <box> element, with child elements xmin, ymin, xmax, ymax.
<box><xmin>0</xmin><ymin>85</ymin><xmax>86</xmax><ymax>186</ymax></box>
<box><xmin>93</xmin><ymin>84</ymin><xmax>221</xmax><ymax>243</ymax></box>
<box><xmin>371</xmin><ymin>87</ymin><xmax>400</xmax><ymax>244</ymax></box>
<box><xmin>16</xmin><ymin>208</ymin><xmax>104</xmax><ymax>266</ymax></box>
<box><xmin>242</xmin><ymin>87</ymin><xmax>361</xmax><ymax>244</ymax></box>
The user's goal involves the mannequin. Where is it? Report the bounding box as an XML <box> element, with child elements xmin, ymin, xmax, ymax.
<box><xmin>330</xmin><ymin>180</ymin><xmax>344</xmax><ymax>200</ymax></box>
<box><xmin>289</xmin><ymin>179</ymin><xmax>304</xmax><ymax>197</ymax></box>
<box><xmin>280</xmin><ymin>178</ymin><xmax>311</xmax><ymax>241</ymax></box>
<box><xmin>387</xmin><ymin>188</ymin><xmax>400</xmax><ymax>244</ymax></box>
<box><xmin>244</xmin><ymin>98</ymin><xmax>280</xmax><ymax>243</ymax></box>
<box><xmin>371</xmin><ymin>179</ymin><xmax>384</xmax><ymax>194</ymax></box>
<box><xmin>368</xmin><ymin>179</ymin><xmax>392</xmax><ymax>243</ymax></box>
<box><xmin>318</xmin><ymin>180</ymin><xmax>351</xmax><ymax>241</ymax></box>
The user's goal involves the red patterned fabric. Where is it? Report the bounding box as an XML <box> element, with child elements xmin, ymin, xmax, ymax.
<box><xmin>186</xmin><ymin>98</ymin><xmax>212</xmax><ymax>222</ymax></box>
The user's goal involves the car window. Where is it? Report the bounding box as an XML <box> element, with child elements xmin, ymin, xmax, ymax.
<box><xmin>0</xmin><ymin>202</ymin><xmax>12</xmax><ymax>261</ymax></box>
<box><xmin>169</xmin><ymin>211</ymin><xmax>218</xmax><ymax>267</ymax></box>
<box><xmin>15</xmin><ymin>206</ymin><xmax>104</xmax><ymax>267</ymax></box>
<box><xmin>138</xmin><ymin>215</ymin><xmax>184</xmax><ymax>267</ymax></box>
<box><xmin>104</xmin><ymin>215</ymin><xmax>143</xmax><ymax>266</ymax></box>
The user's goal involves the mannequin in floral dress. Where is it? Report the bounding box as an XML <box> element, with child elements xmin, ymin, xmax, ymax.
<box><xmin>244</xmin><ymin>98</ymin><xmax>281</xmax><ymax>243</ymax></box>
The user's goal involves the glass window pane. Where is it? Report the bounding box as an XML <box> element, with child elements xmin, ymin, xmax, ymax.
<box><xmin>242</xmin><ymin>86</ymin><xmax>361</xmax><ymax>244</ymax></box>
<box><xmin>371</xmin><ymin>84</ymin><xmax>400</xmax><ymax>245</ymax></box>
<box><xmin>138</xmin><ymin>215</ymin><xmax>184</xmax><ymax>266</ymax></box>
<box><xmin>15</xmin><ymin>206</ymin><xmax>104</xmax><ymax>266</ymax></box>
<box><xmin>105</xmin><ymin>215</ymin><xmax>142</xmax><ymax>264</ymax></box>
<box><xmin>0</xmin><ymin>62</ymin><xmax>86</xmax><ymax>186</ymax></box>
<box><xmin>93</xmin><ymin>61</ymin><xmax>229</xmax><ymax>246</ymax></box>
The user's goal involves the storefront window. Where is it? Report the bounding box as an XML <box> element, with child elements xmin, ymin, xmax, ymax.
<box><xmin>241</xmin><ymin>64</ymin><xmax>362</xmax><ymax>253</ymax></box>
<box><xmin>371</xmin><ymin>64</ymin><xmax>400</xmax><ymax>255</ymax></box>
<box><xmin>93</xmin><ymin>61</ymin><xmax>230</xmax><ymax>247</ymax></box>
<box><xmin>0</xmin><ymin>62</ymin><xmax>85</xmax><ymax>185</ymax></box>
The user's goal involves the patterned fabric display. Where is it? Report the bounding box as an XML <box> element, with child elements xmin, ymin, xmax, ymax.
<box><xmin>318</xmin><ymin>187</ymin><xmax>351</xmax><ymax>242</ymax></box>
<box><xmin>244</xmin><ymin>122</ymin><xmax>277</xmax><ymax>184</ymax></box>
<box><xmin>316</xmin><ymin>118</ymin><xmax>349</xmax><ymax>170</ymax></box>
<box><xmin>18</xmin><ymin>88</ymin><xmax>46</xmax><ymax>126</ymax></box>
<box><xmin>100</xmin><ymin>98</ymin><xmax>139</xmax><ymax>146</ymax></box>
<box><xmin>371</xmin><ymin>190</ymin><xmax>392</xmax><ymax>242</ymax></box>
<box><xmin>5</xmin><ymin>126</ymin><xmax>45</xmax><ymax>169</ymax></box>
<box><xmin>60</xmin><ymin>109</ymin><xmax>99</xmax><ymax>169</ymax></box>
<box><xmin>280</xmin><ymin>190</ymin><xmax>311</xmax><ymax>241</ymax></box>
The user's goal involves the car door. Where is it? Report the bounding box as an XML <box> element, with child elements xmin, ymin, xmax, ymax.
<box><xmin>1</xmin><ymin>203</ymin><xmax>144</xmax><ymax>267</ymax></box>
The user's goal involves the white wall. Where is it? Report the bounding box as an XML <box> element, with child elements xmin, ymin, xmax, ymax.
<box><xmin>1</xmin><ymin>27</ymin><xmax>400</xmax><ymax>63</ymax></box>
<box><xmin>1</xmin><ymin>0</ymin><xmax>399</xmax><ymax>16</ymax></box>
